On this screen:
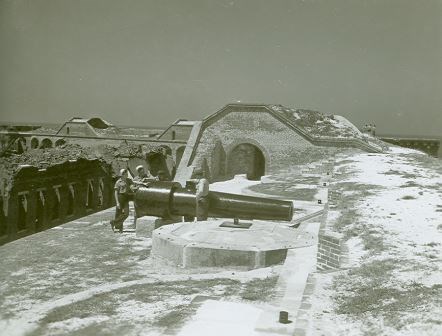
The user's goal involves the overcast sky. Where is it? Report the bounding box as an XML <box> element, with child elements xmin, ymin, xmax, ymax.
<box><xmin>0</xmin><ymin>0</ymin><xmax>441</xmax><ymax>136</ymax></box>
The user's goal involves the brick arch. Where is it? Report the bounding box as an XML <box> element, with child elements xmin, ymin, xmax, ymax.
<box><xmin>30</xmin><ymin>137</ymin><xmax>39</xmax><ymax>149</ymax></box>
<box><xmin>225</xmin><ymin>138</ymin><xmax>270</xmax><ymax>170</ymax></box>
<box><xmin>55</xmin><ymin>138</ymin><xmax>66</xmax><ymax>147</ymax></box>
<box><xmin>225</xmin><ymin>139</ymin><xmax>269</xmax><ymax>180</ymax></box>
<box><xmin>40</xmin><ymin>138</ymin><xmax>53</xmax><ymax>149</ymax></box>
<box><xmin>159</xmin><ymin>145</ymin><xmax>172</xmax><ymax>156</ymax></box>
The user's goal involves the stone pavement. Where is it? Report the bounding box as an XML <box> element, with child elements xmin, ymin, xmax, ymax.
<box><xmin>254</xmin><ymin>219</ymin><xmax>321</xmax><ymax>336</ymax></box>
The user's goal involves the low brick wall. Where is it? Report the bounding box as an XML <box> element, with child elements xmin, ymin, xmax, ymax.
<box><xmin>317</xmin><ymin>231</ymin><xmax>344</xmax><ymax>271</ymax></box>
<box><xmin>315</xmin><ymin>156</ymin><xmax>348</xmax><ymax>271</ymax></box>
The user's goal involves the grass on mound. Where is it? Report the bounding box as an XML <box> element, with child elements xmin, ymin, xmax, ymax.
<box><xmin>330</xmin><ymin>153</ymin><xmax>442</xmax><ymax>334</ymax></box>
<box><xmin>331</xmin><ymin>182</ymin><xmax>385</xmax><ymax>253</ymax></box>
<box><xmin>334</xmin><ymin>259</ymin><xmax>441</xmax><ymax>332</ymax></box>
<box><xmin>240</xmin><ymin>276</ymin><xmax>279</xmax><ymax>301</ymax></box>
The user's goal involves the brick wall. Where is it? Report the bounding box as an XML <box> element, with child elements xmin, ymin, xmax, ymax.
<box><xmin>316</xmin><ymin>159</ymin><xmax>349</xmax><ymax>271</ymax></box>
<box><xmin>159</xmin><ymin>125</ymin><xmax>193</xmax><ymax>141</ymax></box>
<box><xmin>192</xmin><ymin>110</ymin><xmax>326</xmax><ymax>180</ymax></box>
<box><xmin>317</xmin><ymin>231</ymin><xmax>345</xmax><ymax>271</ymax></box>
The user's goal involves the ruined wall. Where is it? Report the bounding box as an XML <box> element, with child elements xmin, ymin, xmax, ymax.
<box><xmin>59</xmin><ymin>122</ymin><xmax>96</xmax><ymax>136</ymax></box>
<box><xmin>192</xmin><ymin>110</ymin><xmax>335</xmax><ymax>181</ymax></box>
<box><xmin>159</xmin><ymin>125</ymin><xmax>193</xmax><ymax>141</ymax></box>
<box><xmin>0</xmin><ymin>159</ymin><xmax>114</xmax><ymax>245</ymax></box>
<box><xmin>9</xmin><ymin>133</ymin><xmax>188</xmax><ymax>165</ymax></box>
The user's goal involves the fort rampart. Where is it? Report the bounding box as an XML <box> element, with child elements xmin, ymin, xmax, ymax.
<box><xmin>0</xmin><ymin>159</ymin><xmax>114</xmax><ymax>245</ymax></box>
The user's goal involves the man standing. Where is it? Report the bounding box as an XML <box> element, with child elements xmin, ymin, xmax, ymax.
<box><xmin>191</xmin><ymin>169</ymin><xmax>209</xmax><ymax>221</ymax></box>
<box><xmin>131</xmin><ymin>165</ymin><xmax>156</xmax><ymax>226</ymax></box>
<box><xmin>133</xmin><ymin>165</ymin><xmax>153</xmax><ymax>186</ymax></box>
<box><xmin>111</xmin><ymin>168</ymin><xmax>132</xmax><ymax>233</ymax></box>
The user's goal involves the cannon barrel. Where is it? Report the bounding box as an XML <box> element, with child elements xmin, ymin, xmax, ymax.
<box><xmin>134</xmin><ymin>181</ymin><xmax>293</xmax><ymax>221</ymax></box>
<box><xmin>207</xmin><ymin>191</ymin><xmax>293</xmax><ymax>221</ymax></box>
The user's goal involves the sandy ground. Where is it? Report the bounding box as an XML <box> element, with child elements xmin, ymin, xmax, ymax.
<box><xmin>0</xmin><ymin>204</ymin><xmax>285</xmax><ymax>336</ymax></box>
<box><xmin>309</xmin><ymin>146</ymin><xmax>442</xmax><ymax>336</ymax></box>
<box><xmin>1</xmin><ymin>172</ymin><xmax>312</xmax><ymax>336</ymax></box>
<box><xmin>0</xmin><ymin>145</ymin><xmax>440</xmax><ymax>336</ymax></box>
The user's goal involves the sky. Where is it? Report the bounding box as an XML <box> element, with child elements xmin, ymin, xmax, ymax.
<box><xmin>0</xmin><ymin>0</ymin><xmax>441</xmax><ymax>137</ymax></box>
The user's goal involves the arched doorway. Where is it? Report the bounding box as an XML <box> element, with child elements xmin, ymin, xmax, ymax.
<box><xmin>146</xmin><ymin>146</ymin><xmax>175</xmax><ymax>180</ymax></box>
<box><xmin>35</xmin><ymin>190</ymin><xmax>46</xmax><ymax>231</ymax></box>
<box><xmin>40</xmin><ymin>138</ymin><xmax>53</xmax><ymax>149</ymax></box>
<box><xmin>30</xmin><ymin>137</ymin><xmax>39</xmax><ymax>149</ymax></box>
<box><xmin>227</xmin><ymin>143</ymin><xmax>265</xmax><ymax>180</ymax></box>
<box><xmin>67</xmin><ymin>184</ymin><xmax>75</xmax><ymax>216</ymax></box>
<box><xmin>51</xmin><ymin>188</ymin><xmax>60</xmax><ymax>220</ymax></box>
<box><xmin>55</xmin><ymin>139</ymin><xmax>66</xmax><ymax>147</ymax></box>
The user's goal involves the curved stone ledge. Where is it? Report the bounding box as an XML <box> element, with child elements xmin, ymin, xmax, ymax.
<box><xmin>152</xmin><ymin>220</ymin><xmax>315</xmax><ymax>269</ymax></box>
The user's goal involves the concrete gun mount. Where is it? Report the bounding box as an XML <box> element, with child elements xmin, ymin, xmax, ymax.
<box><xmin>134</xmin><ymin>181</ymin><xmax>294</xmax><ymax>224</ymax></box>
<box><xmin>135</xmin><ymin>181</ymin><xmax>313</xmax><ymax>270</ymax></box>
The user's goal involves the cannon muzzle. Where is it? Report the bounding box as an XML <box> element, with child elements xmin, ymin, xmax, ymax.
<box><xmin>134</xmin><ymin>181</ymin><xmax>293</xmax><ymax>221</ymax></box>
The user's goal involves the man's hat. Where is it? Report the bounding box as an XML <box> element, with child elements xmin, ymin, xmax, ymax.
<box><xmin>136</xmin><ymin>165</ymin><xmax>144</xmax><ymax>171</ymax></box>
<box><xmin>119</xmin><ymin>168</ymin><xmax>127</xmax><ymax>176</ymax></box>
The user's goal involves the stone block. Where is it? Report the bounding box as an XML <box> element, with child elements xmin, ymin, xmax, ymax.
<box><xmin>151</xmin><ymin>220</ymin><xmax>314</xmax><ymax>269</ymax></box>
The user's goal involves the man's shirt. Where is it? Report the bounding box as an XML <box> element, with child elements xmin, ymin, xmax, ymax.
<box><xmin>114</xmin><ymin>177</ymin><xmax>132</xmax><ymax>194</ymax></box>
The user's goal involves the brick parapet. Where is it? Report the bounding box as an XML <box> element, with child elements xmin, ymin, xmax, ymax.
<box><xmin>317</xmin><ymin>156</ymin><xmax>347</xmax><ymax>271</ymax></box>
<box><xmin>317</xmin><ymin>230</ymin><xmax>345</xmax><ymax>271</ymax></box>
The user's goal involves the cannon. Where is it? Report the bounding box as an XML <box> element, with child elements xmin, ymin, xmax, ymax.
<box><xmin>134</xmin><ymin>180</ymin><xmax>293</xmax><ymax>224</ymax></box>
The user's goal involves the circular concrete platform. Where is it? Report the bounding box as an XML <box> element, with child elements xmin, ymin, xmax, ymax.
<box><xmin>151</xmin><ymin>220</ymin><xmax>315</xmax><ymax>269</ymax></box>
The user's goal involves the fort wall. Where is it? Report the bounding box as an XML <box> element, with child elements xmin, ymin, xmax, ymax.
<box><xmin>191</xmin><ymin>110</ymin><xmax>337</xmax><ymax>181</ymax></box>
<box><xmin>0</xmin><ymin>159</ymin><xmax>114</xmax><ymax>245</ymax></box>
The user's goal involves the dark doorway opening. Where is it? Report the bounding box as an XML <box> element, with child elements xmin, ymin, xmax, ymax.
<box><xmin>35</xmin><ymin>191</ymin><xmax>46</xmax><ymax>231</ymax></box>
<box><xmin>17</xmin><ymin>194</ymin><xmax>28</xmax><ymax>231</ymax></box>
<box><xmin>31</xmin><ymin>138</ymin><xmax>39</xmax><ymax>149</ymax></box>
<box><xmin>97</xmin><ymin>180</ymin><xmax>104</xmax><ymax>208</ymax></box>
<box><xmin>147</xmin><ymin>147</ymin><xmax>174</xmax><ymax>180</ymax></box>
<box><xmin>55</xmin><ymin>139</ymin><xmax>66</xmax><ymax>147</ymax></box>
<box><xmin>40</xmin><ymin>138</ymin><xmax>53</xmax><ymax>149</ymax></box>
<box><xmin>227</xmin><ymin>143</ymin><xmax>265</xmax><ymax>180</ymax></box>
<box><xmin>86</xmin><ymin>181</ymin><xmax>94</xmax><ymax>210</ymax></box>
<box><xmin>67</xmin><ymin>185</ymin><xmax>75</xmax><ymax>216</ymax></box>
<box><xmin>51</xmin><ymin>189</ymin><xmax>60</xmax><ymax>220</ymax></box>
<box><xmin>0</xmin><ymin>198</ymin><xmax>6</xmax><ymax>237</ymax></box>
